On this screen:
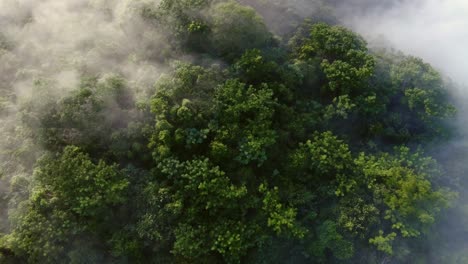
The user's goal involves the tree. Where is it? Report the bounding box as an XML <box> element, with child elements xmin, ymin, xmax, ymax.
<box><xmin>6</xmin><ymin>146</ymin><xmax>128</xmax><ymax>263</ymax></box>
<box><xmin>209</xmin><ymin>1</ymin><xmax>275</xmax><ymax>60</ymax></box>
<box><xmin>0</xmin><ymin>2</ymin><xmax>460</xmax><ymax>263</ymax></box>
<box><xmin>295</xmin><ymin>23</ymin><xmax>375</xmax><ymax>98</ymax></box>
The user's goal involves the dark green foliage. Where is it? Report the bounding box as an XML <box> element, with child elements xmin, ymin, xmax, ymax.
<box><xmin>0</xmin><ymin>1</ymin><xmax>461</xmax><ymax>263</ymax></box>
<box><xmin>4</xmin><ymin>146</ymin><xmax>128</xmax><ymax>263</ymax></box>
<box><xmin>148</xmin><ymin>0</ymin><xmax>275</xmax><ymax>61</ymax></box>
<box><xmin>209</xmin><ymin>1</ymin><xmax>276</xmax><ymax>60</ymax></box>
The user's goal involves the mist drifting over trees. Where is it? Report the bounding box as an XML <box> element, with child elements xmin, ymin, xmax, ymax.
<box><xmin>0</xmin><ymin>0</ymin><xmax>467</xmax><ymax>263</ymax></box>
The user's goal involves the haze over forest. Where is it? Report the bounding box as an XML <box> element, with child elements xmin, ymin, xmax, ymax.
<box><xmin>1</xmin><ymin>0</ymin><xmax>468</xmax><ymax>263</ymax></box>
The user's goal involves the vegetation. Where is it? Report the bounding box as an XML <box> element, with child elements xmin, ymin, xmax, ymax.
<box><xmin>0</xmin><ymin>0</ymin><xmax>463</xmax><ymax>263</ymax></box>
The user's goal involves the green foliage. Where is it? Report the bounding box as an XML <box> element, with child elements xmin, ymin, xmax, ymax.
<box><xmin>233</xmin><ymin>49</ymin><xmax>280</xmax><ymax>86</ymax></box>
<box><xmin>213</xmin><ymin>80</ymin><xmax>277</xmax><ymax>166</ymax></box>
<box><xmin>368</xmin><ymin>54</ymin><xmax>456</xmax><ymax>144</ymax></box>
<box><xmin>154</xmin><ymin>157</ymin><xmax>250</xmax><ymax>262</ymax></box>
<box><xmin>6</xmin><ymin>146</ymin><xmax>128</xmax><ymax>263</ymax></box>
<box><xmin>149</xmin><ymin>63</ymin><xmax>223</xmax><ymax>161</ymax></box>
<box><xmin>353</xmin><ymin>148</ymin><xmax>456</xmax><ymax>241</ymax></box>
<box><xmin>0</xmin><ymin>2</ymin><xmax>460</xmax><ymax>263</ymax></box>
<box><xmin>36</xmin><ymin>76</ymin><xmax>137</xmax><ymax>157</ymax></box>
<box><xmin>144</xmin><ymin>0</ymin><xmax>213</xmax><ymax>53</ymax></box>
<box><xmin>369</xmin><ymin>231</ymin><xmax>396</xmax><ymax>255</ymax></box>
<box><xmin>390</xmin><ymin>57</ymin><xmax>456</xmax><ymax>135</ymax></box>
<box><xmin>309</xmin><ymin>220</ymin><xmax>354</xmax><ymax>261</ymax></box>
<box><xmin>209</xmin><ymin>1</ymin><xmax>275</xmax><ymax>60</ymax></box>
<box><xmin>152</xmin><ymin>0</ymin><xmax>274</xmax><ymax>60</ymax></box>
<box><xmin>291</xmin><ymin>131</ymin><xmax>353</xmax><ymax>179</ymax></box>
<box><xmin>259</xmin><ymin>184</ymin><xmax>304</xmax><ymax>238</ymax></box>
<box><xmin>296</xmin><ymin>23</ymin><xmax>375</xmax><ymax>96</ymax></box>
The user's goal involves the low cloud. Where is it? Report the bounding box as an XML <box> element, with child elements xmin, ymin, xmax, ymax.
<box><xmin>337</xmin><ymin>0</ymin><xmax>468</xmax><ymax>86</ymax></box>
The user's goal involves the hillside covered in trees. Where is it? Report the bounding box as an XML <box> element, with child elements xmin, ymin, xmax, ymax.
<box><xmin>0</xmin><ymin>0</ymin><xmax>466</xmax><ymax>263</ymax></box>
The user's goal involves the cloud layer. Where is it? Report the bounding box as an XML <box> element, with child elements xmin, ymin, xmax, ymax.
<box><xmin>337</xmin><ymin>0</ymin><xmax>468</xmax><ymax>85</ymax></box>
<box><xmin>0</xmin><ymin>0</ymin><xmax>165</xmax><ymax>102</ymax></box>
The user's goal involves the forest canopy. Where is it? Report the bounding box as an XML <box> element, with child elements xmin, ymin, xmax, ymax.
<box><xmin>0</xmin><ymin>0</ymin><xmax>465</xmax><ymax>263</ymax></box>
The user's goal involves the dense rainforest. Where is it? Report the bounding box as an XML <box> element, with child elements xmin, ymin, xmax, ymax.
<box><xmin>0</xmin><ymin>0</ymin><xmax>467</xmax><ymax>263</ymax></box>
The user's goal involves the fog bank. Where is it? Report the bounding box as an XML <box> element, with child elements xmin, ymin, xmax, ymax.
<box><xmin>337</xmin><ymin>0</ymin><xmax>468</xmax><ymax>86</ymax></box>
